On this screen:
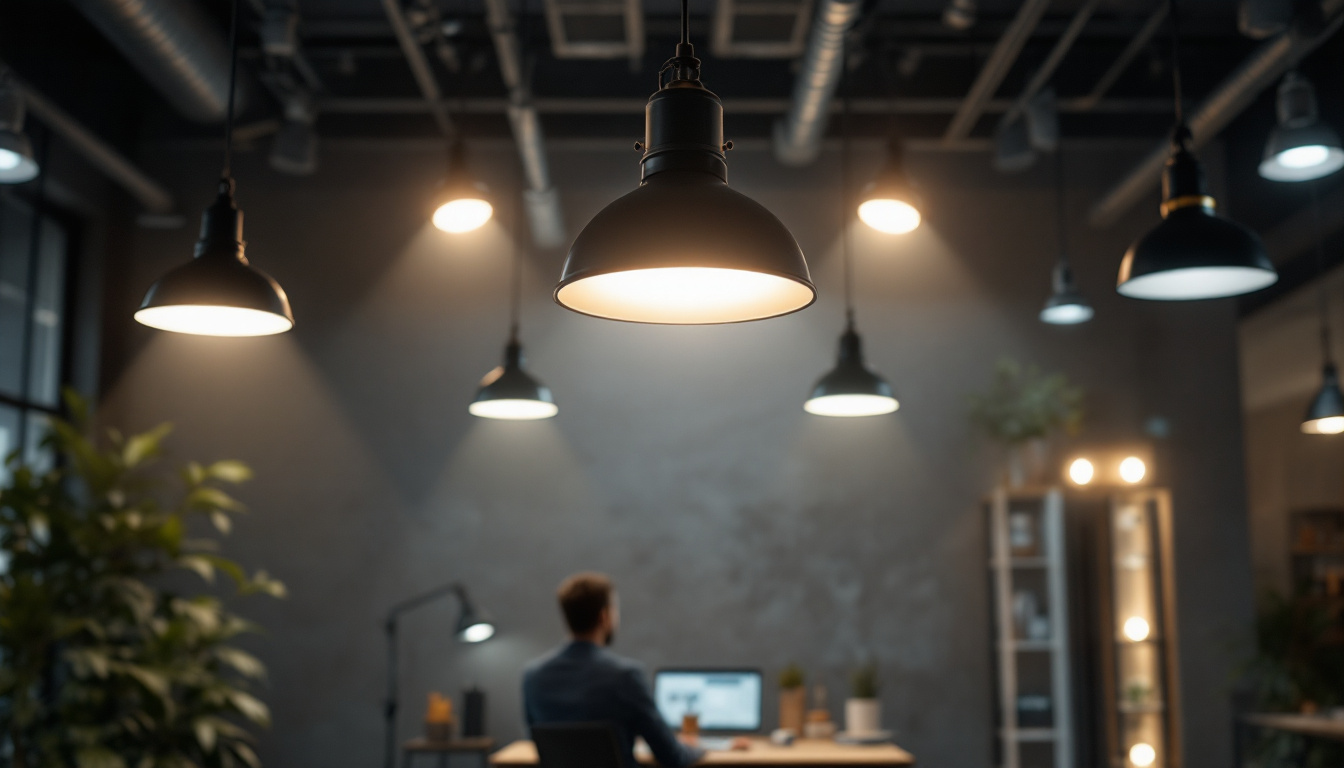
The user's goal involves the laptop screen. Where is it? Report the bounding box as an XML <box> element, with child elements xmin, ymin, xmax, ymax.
<box><xmin>653</xmin><ymin>669</ymin><xmax>763</xmax><ymax>732</ymax></box>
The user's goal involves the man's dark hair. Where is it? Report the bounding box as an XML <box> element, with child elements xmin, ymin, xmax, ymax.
<box><xmin>557</xmin><ymin>572</ymin><xmax>613</xmax><ymax>635</ymax></box>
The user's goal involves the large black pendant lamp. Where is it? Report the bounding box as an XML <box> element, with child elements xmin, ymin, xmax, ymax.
<box><xmin>1116</xmin><ymin>0</ymin><xmax>1276</xmax><ymax>302</ymax></box>
<box><xmin>135</xmin><ymin>0</ymin><xmax>293</xmax><ymax>336</ymax></box>
<box><xmin>805</xmin><ymin>92</ymin><xmax>898</xmax><ymax>418</ymax></box>
<box><xmin>1040</xmin><ymin>151</ymin><xmax>1093</xmax><ymax>325</ymax></box>
<box><xmin>1302</xmin><ymin>184</ymin><xmax>1344</xmax><ymax>435</ymax></box>
<box><xmin>470</xmin><ymin>211</ymin><xmax>558</xmax><ymax>421</ymax></box>
<box><xmin>554</xmin><ymin>0</ymin><xmax>814</xmax><ymax>324</ymax></box>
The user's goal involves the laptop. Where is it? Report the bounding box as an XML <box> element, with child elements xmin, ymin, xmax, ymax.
<box><xmin>653</xmin><ymin>669</ymin><xmax>762</xmax><ymax>751</ymax></box>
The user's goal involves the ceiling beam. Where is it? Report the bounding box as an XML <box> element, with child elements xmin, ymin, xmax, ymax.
<box><xmin>942</xmin><ymin>0</ymin><xmax>1051</xmax><ymax>142</ymax></box>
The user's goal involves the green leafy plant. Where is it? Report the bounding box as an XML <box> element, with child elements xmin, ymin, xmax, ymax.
<box><xmin>0</xmin><ymin>392</ymin><xmax>285</xmax><ymax>768</ymax></box>
<box><xmin>779</xmin><ymin>664</ymin><xmax>804</xmax><ymax>691</ymax></box>
<box><xmin>967</xmin><ymin>359</ymin><xmax>1084</xmax><ymax>446</ymax></box>
<box><xmin>850</xmin><ymin>663</ymin><xmax>879</xmax><ymax>700</ymax></box>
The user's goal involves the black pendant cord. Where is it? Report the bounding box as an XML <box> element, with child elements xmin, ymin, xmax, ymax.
<box><xmin>680</xmin><ymin>0</ymin><xmax>689</xmax><ymax>47</ymax></box>
<box><xmin>509</xmin><ymin>195</ymin><xmax>523</xmax><ymax>342</ymax></box>
<box><xmin>221</xmin><ymin>0</ymin><xmax>240</xmax><ymax>183</ymax></box>
<box><xmin>840</xmin><ymin>52</ymin><xmax>855</xmax><ymax>330</ymax></box>
<box><xmin>1165</xmin><ymin>0</ymin><xmax>1187</xmax><ymax>141</ymax></box>
<box><xmin>1310</xmin><ymin>181</ymin><xmax>1334</xmax><ymax>366</ymax></box>
<box><xmin>1053</xmin><ymin>149</ymin><xmax>1069</xmax><ymax>268</ymax></box>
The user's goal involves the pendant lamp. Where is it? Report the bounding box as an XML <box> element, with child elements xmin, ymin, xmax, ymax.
<box><xmin>432</xmin><ymin>138</ymin><xmax>493</xmax><ymax>233</ymax></box>
<box><xmin>1259</xmin><ymin>72</ymin><xmax>1344</xmax><ymax>183</ymax></box>
<box><xmin>554</xmin><ymin>0</ymin><xmax>814</xmax><ymax>324</ymax></box>
<box><xmin>0</xmin><ymin>72</ymin><xmax>39</xmax><ymax>184</ymax></box>
<box><xmin>858</xmin><ymin>139</ymin><xmax>922</xmax><ymax>234</ymax></box>
<box><xmin>1041</xmin><ymin>152</ymin><xmax>1094</xmax><ymax>325</ymax></box>
<box><xmin>1116</xmin><ymin>0</ymin><xmax>1276</xmax><ymax>302</ymax></box>
<box><xmin>470</xmin><ymin>213</ymin><xmax>557</xmax><ymax>421</ymax></box>
<box><xmin>1301</xmin><ymin>183</ymin><xmax>1344</xmax><ymax>435</ymax></box>
<box><xmin>805</xmin><ymin>89</ymin><xmax>898</xmax><ymax>418</ymax></box>
<box><xmin>135</xmin><ymin>0</ymin><xmax>293</xmax><ymax>336</ymax></box>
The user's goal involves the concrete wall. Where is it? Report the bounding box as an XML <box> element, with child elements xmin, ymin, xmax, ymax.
<box><xmin>96</xmin><ymin>139</ymin><xmax>1255</xmax><ymax>768</ymax></box>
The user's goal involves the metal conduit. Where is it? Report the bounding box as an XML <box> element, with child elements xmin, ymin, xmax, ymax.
<box><xmin>771</xmin><ymin>0</ymin><xmax>862</xmax><ymax>166</ymax></box>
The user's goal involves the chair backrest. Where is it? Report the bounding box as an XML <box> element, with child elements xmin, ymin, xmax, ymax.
<box><xmin>532</xmin><ymin>722</ymin><xmax>625</xmax><ymax>768</ymax></box>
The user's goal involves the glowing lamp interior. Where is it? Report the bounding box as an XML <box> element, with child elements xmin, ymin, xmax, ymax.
<box><xmin>1118</xmin><ymin>266</ymin><xmax>1277</xmax><ymax>300</ymax></box>
<box><xmin>459</xmin><ymin>622</ymin><xmax>496</xmax><ymax>643</ymax></box>
<box><xmin>1068</xmin><ymin>458</ymin><xmax>1095</xmax><ymax>485</ymax></box>
<box><xmin>858</xmin><ymin>198</ymin><xmax>921</xmax><ymax>234</ymax></box>
<box><xmin>134</xmin><ymin>305</ymin><xmax>294</xmax><ymax>337</ymax></box>
<box><xmin>1040</xmin><ymin>303</ymin><xmax>1095</xmax><ymax>325</ymax></box>
<box><xmin>1123</xmin><ymin>616</ymin><xmax>1151</xmax><ymax>642</ymax></box>
<box><xmin>1128</xmin><ymin>743</ymin><xmax>1157</xmax><ymax>768</ymax></box>
<box><xmin>468</xmin><ymin>399</ymin><xmax>558</xmax><ymax>421</ymax></box>
<box><xmin>555</xmin><ymin>267</ymin><xmax>815</xmax><ymax>324</ymax></box>
<box><xmin>1303</xmin><ymin>416</ymin><xmax>1344</xmax><ymax>435</ymax></box>
<box><xmin>1119</xmin><ymin>456</ymin><xmax>1147</xmax><ymax>484</ymax></box>
<box><xmin>433</xmin><ymin>198</ymin><xmax>494</xmax><ymax>233</ymax></box>
<box><xmin>803</xmin><ymin>394</ymin><xmax>899</xmax><ymax>418</ymax></box>
<box><xmin>0</xmin><ymin>149</ymin><xmax>20</xmax><ymax>170</ymax></box>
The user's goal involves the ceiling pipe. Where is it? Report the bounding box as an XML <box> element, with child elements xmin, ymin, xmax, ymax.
<box><xmin>380</xmin><ymin>0</ymin><xmax>454</xmax><ymax>136</ymax></box>
<box><xmin>771</xmin><ymin>0</ymin><xmax>862</xmax><ymax>166</ymax></box>
<box><xmin>483</xmin><ymin>0</ymin><xmax>567</xmax><ymax>248</ymax></box>
<box><xmin>1089</xmin><ymin>1</ymin><xmax>1344</xmax><ymax>228</ymax></box>
<box><xmin>66</xmin><ymin>0</ymin><xmax>245</xmax><ymax>123</ymax></box>
<box><xmin>997</xmin><ymin>0</ymin><xmax>1099</xmax><ymax>131</ymax></box>
<box><xmin>1076</xmin><ymin>3</ymin><xmax>1168</xmax><ymax>111</ymax></box>
<box><xmin>5</xmin><ymin>68</ymin><xmax>175</xmax><ymax>218</ymax></box>
<box><xmin>943</xmin><ymin>0</ymin><xmax>1051</xmax><ymax>142</ymax></box>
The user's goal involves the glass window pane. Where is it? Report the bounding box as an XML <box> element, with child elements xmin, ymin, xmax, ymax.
<box><xmin>27</xmin><ymin>218</ymin><xmax>66</xmax><ymax>407</ymax></box>
<box><xmin>0</xmin><ymin>403</ymin><xmax>22</xmax><ymax>486</ymax></box>
<box><xmin>23</xmin><ymin>410</ymin><xmax>53</xmax><ymax>476</ymax></box>
<box><xmin>0</xmin><ymin>199</ymin><xmax>33</xmax><ymax>399</ymax></box>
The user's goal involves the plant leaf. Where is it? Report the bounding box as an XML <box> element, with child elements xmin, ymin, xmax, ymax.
<box><xmin>215</xmin><ymin>646</ymin><xmax>267</xmax><ymax>680</ymax></box>
<box><xmin>228</xmin><ymin>690</ymin><xmax>271</xmax><ymax>727</ymax></box>
<box><xmin>178</xmin><ymin>555</ymin><xmax>216</xmax><ymax>583</ymax></box>
<box><xmin>123</xmin><ymin>423</ymin><xmax>173</xmax><ymax>468</ymax></box>
<box><xmin>210</xmin><ymin>511</ymin><xmax>232</xmax><ymax>534</ymax></box>
<box><xmin>194</xmin><ymin>717</ymin><xmax>218</xmax><ymax>753</ymax></box>
<box><xmin>76</xmin><ymin>747</ymin><xmax>127</xmax><ymax>768</ymax></box>
<box><xmin>206</xmin><ymin>460</ymin><xmax>252</xmax><ymax>484</ymax></box>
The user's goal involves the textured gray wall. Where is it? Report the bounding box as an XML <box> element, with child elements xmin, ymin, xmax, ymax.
<box><xmin>97</xmin><ymin>140</ymin><xmax>1254</xmax><ymax>768</ymax></box>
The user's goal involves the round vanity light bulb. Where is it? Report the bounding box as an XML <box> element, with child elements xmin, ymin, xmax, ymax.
<box><xmin>433</xmin><ymin>198</ymin><xmax>494</xmax><ymax>233</ymax></box>
<box><xmin>1123</xmin><ymin>616</ymin><xmax>1151</xmax><ymax>642</ymax></box>
<box><xmin>1119</xmin><ymin>456</ymin><xmax>1147</xmax><ymax>484</ymax></box>
<box><xmin>1068</xmin><ymin>458</ymin><xmax>1095</xmax><ymax>485</ymax></box>
<box><xmin>858</xmin><ymin>198</ymin><xmax>921</xmax><ymax>234</ymax></box>
<box><xmin>1129</xmin><ymin>742</ymin><xmax>1156</xmax><ymax>768</ymax></box>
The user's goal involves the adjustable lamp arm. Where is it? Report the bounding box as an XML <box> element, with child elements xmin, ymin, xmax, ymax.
<box><xmin>383</xmin><ymin>582</ymin><xmax>472</xmax><ymax>768</ymax></box>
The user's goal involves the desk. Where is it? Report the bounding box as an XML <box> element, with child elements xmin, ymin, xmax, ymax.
<box><xmin>491</xmin><ymin>738</ymin><xmax>915</xmax><ymax>767</ymax></box>
<box><xmin>404</xmin><ymin>737</ymin><xmax>496</xmax><ymax>768</ymax></box>
<box><xmin>1242</xmin><ymin>713</ymin><xmax>1344</xmax><ymax>742</ymax></box>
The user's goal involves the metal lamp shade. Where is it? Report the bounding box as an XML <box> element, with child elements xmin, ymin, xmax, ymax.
<box><xmin>135</xmin><ymin>184</ymin><xmax>294</xmax><ymax>336</ymax></box>
<box><xmin>1302</xmin><ymin>363</ymin><xmax>1344</xmax><ymax>434</ymax></box>
<box><xmin>0</xmin><ymin>130</ymin><xmax>38</xmax><ymax>183</ymax></box>
<box><xmin>469</xmin><ymin>340</ymin><xmax>558</xmax><ymax>421</ymax></box>
<box><xmin>1040</xmin><ymin>262</ymin><xmax>1093</xmax><ymax>325</ymax></box>
<box><xmin>804</xmin><ymin>327</ymin><xmax>898</xmax><ymax>417</ymax></box>
<box><xmin>453</xmin><ymin>589</ymin><xmax>497</xmax><ymax>643</ymax></box>
<box><xmin>1259</xmin><ymin>121</ymin><xmax>1344</xmax><ymax>182</ymax></box>
<box><xmin>555</xmin><ymin>51</ymin><xmax>813</xmax><ymax>324</ymax></box>
<box><xmin>858</xmin><ymin>142</ymin><xmax>922</xmax><ymax>234</ymax></box>
<box><xmin>432</xmin><ymin>142</ymin><xmax>493</xmax><ymax>233</ymax></box>
<box><xmin>1117</xmin><ymin>142</ymin><xmax>1275</xmax><ymax>301</ymax></box>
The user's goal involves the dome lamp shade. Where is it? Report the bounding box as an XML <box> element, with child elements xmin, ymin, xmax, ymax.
<box><xmin>804</xmin><ymin>322</ymin><xmax>899</xmax><ymax>417</ymax></box>
<box><xmin>432</xmin><ymin>140</ymin><xmax>493</xmax><ymax>233</ymax></box>
<box><xmin>469</xmin><ymin>338</ymin><xmax>558</xmax><ymax>421</ymax></box>
<box><xmin>135</xmin><ymin>180</ymin><xmax>294</xmax><ymax>336</ymax></box>
<box><xmin>1117</xmin><ymin>130</ymin><xmax>1276</xmax><ymax>300</ymax></box>
<box><xmin>453</xmin><ymin>588</ymin><xmax>496</xmax><ymax>643</ymax></box>
<box><xmin>1302</xmin><ymin>363</ymin><xmax>1344</xmax><ymax>434</ymax></box>
<box><xmin>858</xmin><ymin>140</ymin><xmax>922</xmax><ymax>234</ymax></box>
<box><xmin>1041</xmin><ymin>262</ymin><xmax>1095</xmax><ymax>325</ymax></box>
<box><xmin>0</xmin><ymin>76</ymin><xmax>38</xmax><ymax>184</ymax></box>
<box><xmin>1259</xmin><ymin>73</ymin><xmax>1344</xmax><ymax>182</ymax></box>
<box><xmin>555</xmin><ymin>17</ymin><xmax>814</xmax><ymax>324</ymax></box>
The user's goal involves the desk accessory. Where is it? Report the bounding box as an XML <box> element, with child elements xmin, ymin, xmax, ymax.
<box><xmin>425</xmin><ymin>692</ymin><xmax>454</xmax><ymax>741</ymax></box>
<box><xmin>779</xmin><ymin>664</ymin><xmax>806</xmax><ymax>733</ymax></box>
<box><xmin>464</xmin><ymin>687</ymin><xmax>487</xmax><ymax>737</ymax></box>
<box><xmin>845</xmin><ymin>663</ymin><xmax>881</xmax><ymax>737</ymax></box>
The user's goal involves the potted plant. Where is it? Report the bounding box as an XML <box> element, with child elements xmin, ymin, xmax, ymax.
<box><xmin>778</xmin><ymin>663</ymin><xmax>806</xmax><ymax>733</ymax></box>
<box><xmin>0</xmin><ymin>392</ymin><xmax>285</xmax><ymax>768</ymax></box>
<box><xmin>845</xmin><ymin>663</ymin><xmax>881</xmax><ymax>737</ymax></box>
<box><xmin>967</xmin><ymin>358</ymin><xmax>1083</xmax><ymax>487</ymax></box>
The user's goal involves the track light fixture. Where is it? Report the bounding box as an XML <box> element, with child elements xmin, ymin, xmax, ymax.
<box><xmin>0</xmin><ymin>70</ymin><xmax>39</xmax><ymax>184</ymax></box>
<box><xmin>1041</xmin><ymin>152</ymin><xmax>1093</xmax><ymax>325</ymax></box>
<box><xmin>432</xmin><ymin>138</ymin><xmax>493</xmax><ymax>234</ymax></box>
<box><xmin>554</xmin><ymin>0</ymin><xmax>814</xmax><ymax>324</ymax></box>
<box><xmin>136</xmin><ymin>0</ymin><xmax>294</xmax><ymax>336</ymax></box>
<box><xmin>1116</xmin><ymin>0</ymin><xmax>1275</xmax><ymax>301</ymax></box>
<box><xmin>1259</xmin><ymin>72</ymin><xmax>1344</xmax><ymax>182</ymax></box>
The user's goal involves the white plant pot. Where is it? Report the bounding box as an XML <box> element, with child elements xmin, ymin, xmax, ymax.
<box><xmin>845</xmin><ymin>698</ymin><xmax>881</xmax><ymax>736</ymax></box>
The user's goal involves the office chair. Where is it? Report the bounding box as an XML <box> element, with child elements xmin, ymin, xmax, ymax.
<box><xmin>532</xmin><ymin>722</ymin><xmax>625</xmax><ymax>768</ymax></box>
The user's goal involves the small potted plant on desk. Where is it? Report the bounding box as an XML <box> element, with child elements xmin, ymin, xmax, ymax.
<box><xmin>778</xmin><ymin>664</ymin><xmax>806</xmax><ymax>735</ymax></box>
<box><xmin>843</xmin><ymin>663</ymin><xmax>884</xmax><ymax>741</ymax></box>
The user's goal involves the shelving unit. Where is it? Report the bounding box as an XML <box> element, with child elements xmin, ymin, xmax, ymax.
<box><xmin>988</xmin><ymin>488</ymin><xmax>1073</xmax><ymax>768</ymax></box>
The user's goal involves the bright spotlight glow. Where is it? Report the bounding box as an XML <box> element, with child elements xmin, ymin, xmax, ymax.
<box><xmin>1068</xmin><ymin>458</ymin><xmax>1095</xmax><ymax>485</ymax></box>
<box><xmin>133</xmin><ymin>306</ymin><xmax>294</xmax><ymax>336</ymax></box>
<box><xmin>1040</xmin><ymin>303</ymin><xmax>1095</xmax><ymax>325</ymax></box>
<box><xmin>1303</xmin><ymin>416</ymin><xmax>1344</xmax><ymax>435</ymax></box>
<box><xmin>1123</xmin><ymin>617</ymin><xmax>1151</xmax><ymax>642</ymax></box>
<box><xmin>0</xmin><ymin>149</ymin><xmax>19</xmax><ymax>170</ymax></box>
<box><xmin>555</xmin><ymin>267</ymin><xmax>815</xmax><ymax>324</ymax></box>
<box><xmin>1117</xmin><ymin>266</ymin><xmax>1278</xmax><ymax>300</ymax></box>
<box><xmin>468</xmin><ymin>399</ymin><xmax>558</xmax><ymax>421</ymax></box>
<box><xmin>432</xmin><ymin>198</ymin><xmax>493</xmax><ymax>233</ymax></box>
<box><xmin>1119</xmin><ymin>457</ymin><xmax>1147</xmax><ymax>484</ymax></box>
<box><xmin>459</xmin><ymin>622</ymin><xmax>496</xmax><ymax>643</ymax></box>
<box><xmin>1129</xmin><ymin>742</ymin><xmax>1156</xmax><ymax>767</ymax></box>
<box><xmin>1278</xmin><ymin>145</ymin><xmax>1331</xmax><ymax>169</ymax></box>
<box><xmin>858</xmin><ymin>198</ymin><xmax>921</xmax><ymax>234</ymax></box>
<box><xmin>804</xmin><ymin>393</ymin><xmax>899</xmax><ymax>417</ymax></box>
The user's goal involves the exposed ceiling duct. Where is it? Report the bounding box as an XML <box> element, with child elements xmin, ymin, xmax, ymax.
<box><xmin>66</xmin><ymin>0</ymin><xmax>244</xmax><ymax>123</ymax></box>
<box><xmin>1088</xmin><ymin>1</ymin><xmax>1344</xmax><ymax>228</ymax></box>
<box><xmin>943</xmin><ymin>0</ymin><xmax>1051</xmax><ymax>142</ymax></box>
<box><xmin>771</xmin><ymin>0</ymin><xmax>862</xmax><ymax>166</ymax></box>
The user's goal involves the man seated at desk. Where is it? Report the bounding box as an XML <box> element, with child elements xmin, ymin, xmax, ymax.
<box><xmin>523</xmin><ymin>572</ymin><xmax>743</xmax><ymax>768</ymax></box>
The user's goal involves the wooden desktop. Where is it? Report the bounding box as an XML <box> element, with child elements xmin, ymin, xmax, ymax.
<box><xmin>491</xmin><ymin>737</ymin><xmax>915</xmax><ymax>767</ymax></box>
